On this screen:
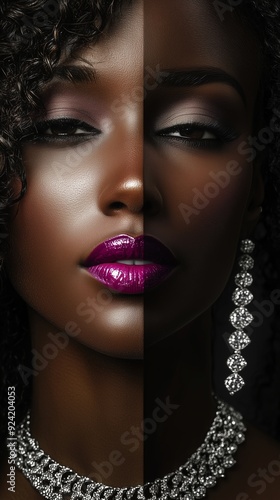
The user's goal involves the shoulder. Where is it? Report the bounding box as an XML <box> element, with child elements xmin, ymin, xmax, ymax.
<box><xmin>233</xmin><ymin>421</ymin><xmax>280</xmax><ymax>500</ymax></box>
<box><xmin>245</xmin><ymin>421</ymin><xmax>280</xmax><ymax>458</ymax></box>
<box><xmin>206</xmin><ymin>420</ymin><xmax>280</xmax><ymax>500</ymax></box>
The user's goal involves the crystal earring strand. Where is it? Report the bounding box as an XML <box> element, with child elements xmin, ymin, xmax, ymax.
<box><xmin>225</xmin><ymin>239</ymin><xmax>255</xmax><ymax>395</ymax></box>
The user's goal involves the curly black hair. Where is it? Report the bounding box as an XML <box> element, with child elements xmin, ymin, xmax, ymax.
<box><xmin>0</xmin><ymin>0</ymin><xmax>130</xmax><ymax>454</ymax></box>
<box><xmin>0</xmin><ymin>0</ymin><xmax>280</xmax><ymax>452</ymax></box>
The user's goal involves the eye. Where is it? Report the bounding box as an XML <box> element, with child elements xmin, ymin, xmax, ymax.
<box><xmin>155</xmin><ymin>121</ymin><xmax>238</xmax><ymax>150</ymax></box>
<box><xmin>164</xmin><ymin>125</ymin><xmax>217</xmax><ymax>141</ymax></box>
<box><xmin>23</xmin><ymin>117</ymin><xmax>101</xmax><ymax>143</ymax></box>
<box><xmin>42</xmin><ymin>122</ymin><xmax>89</xmax><ymax>136</ymax></box>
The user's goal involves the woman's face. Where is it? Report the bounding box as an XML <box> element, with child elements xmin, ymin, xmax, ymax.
<box><xmin>7</xmin><ymin>0</ymin><xmax>261</xmax><ymax>358</ymax></box>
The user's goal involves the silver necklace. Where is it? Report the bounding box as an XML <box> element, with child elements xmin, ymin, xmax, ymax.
<box><xmin>14</xmin><ymin>400</ymin><xmax>246</xmax><ymax>500</ymax></box>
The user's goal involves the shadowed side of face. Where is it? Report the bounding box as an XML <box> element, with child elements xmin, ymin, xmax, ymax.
<box><xmin>6</xmin><ymin>0</ymin><xmax>262</xmax><ymax>358</ymax></box>
<box><xmin>143</xmin><ymin>0</ymin><xmax>262</xmax><ymax>345</ymax></box>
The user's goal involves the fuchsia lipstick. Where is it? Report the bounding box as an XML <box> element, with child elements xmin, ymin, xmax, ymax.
<box><xmin>82</xmin><ymin>234</ymin><xmax>177</xmax><ymax>294</ymax></box>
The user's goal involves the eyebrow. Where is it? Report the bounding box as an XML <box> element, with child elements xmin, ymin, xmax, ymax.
<box><xmin>43</xmin><ymin>65</ymin><xmax>246</xmax><ymax>108</ymax></box>
<box><xmin>43</xmin><ymin>64</ymin><xmax>96</xmax><ymax>88</ymax></box>
<box><xmin>157</xmin><ymin>68</ymin><xmax>246</xmax><ymax>107</ymax></box>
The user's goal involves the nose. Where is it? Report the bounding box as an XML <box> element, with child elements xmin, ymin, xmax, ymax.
<box><xmin>98</xmin><ymin>119</ymin><xmax>162</xmax><ymax>218</ymax></box>
<box><xmin>98</xmin><ymin>123</ymin><xmax>144</xmax><ymax>216</ymax></box>
<box><xmin>103</xmin><ymin>177</ymin><xmax>144</xmax><ymax>215</ymax></box>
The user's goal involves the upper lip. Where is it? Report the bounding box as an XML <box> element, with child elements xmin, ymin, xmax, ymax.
<box><xmin>83</xmin><ymin>234</ymin><xmax>177</xmax><ymax>267</ymax></box>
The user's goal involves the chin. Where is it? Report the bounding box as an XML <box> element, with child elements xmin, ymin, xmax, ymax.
<box><xmin>72</xmin><ymin>318</ymin><xmax>144</xmax><ymax>361</ymax></box>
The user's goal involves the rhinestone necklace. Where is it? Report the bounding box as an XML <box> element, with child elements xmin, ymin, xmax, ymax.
<box><xmin>14</xmin><ymin>400</ymin><xmax>246</xmax><ymax>500</ymax></box>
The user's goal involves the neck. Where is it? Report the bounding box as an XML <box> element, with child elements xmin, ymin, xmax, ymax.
<box><xmin>29</xmin><ymin>309</ymin><xmax>215</xmax><ymax>488</ymax></box>
<box><xmin>144</xmin><ymin>311</ymin><xmax>215</xmax><ymax>482</ymax></box>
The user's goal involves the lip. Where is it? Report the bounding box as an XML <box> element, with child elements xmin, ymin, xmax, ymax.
<box><xmin>82</xmin><ymin>234</ymin><xmax>177</xmax><ymax>294</ymax></box>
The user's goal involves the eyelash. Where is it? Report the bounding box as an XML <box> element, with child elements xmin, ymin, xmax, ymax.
<box><xmin>155</xmin><ymin>121</ymin><xmax>238</xmax><ymax>150</ymax></box>
<box><xmin>24</xmin><ymin>118</ymin><xmax>101</xmax><ymax>144</ymax></box>
<box><xmin>23</xmin><ymin>117</ymin><xmax>238</xmax><ymax>151</ymax></box>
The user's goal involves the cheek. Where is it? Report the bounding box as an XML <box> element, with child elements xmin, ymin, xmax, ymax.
<box><xmin>149</xmin><ymin>142</ymin><xmax>253</xmax><ymax>243</ymax></box>
<box><xmin>189</xmin><ymin>163</ymin><xmax>252</xmax><ymax>314</ymax></box>
<box><xmin>188</xmin><ymin>164</ymin><xmax>252</xmax><ymax>239</ymax></box>
<box><xmin>145</xmin><ymin>149</ymin><xmax>253</xmax><ymax>340</ymax></box>
<box><xmin>5</xmin><ymin>147</ymin><xmax>144</xmax><ymax>359</ymax></box>
<box><xmin>6</xmin><ymin>147</ymin><xmax>92</xmax><ymax>301</ymax></box>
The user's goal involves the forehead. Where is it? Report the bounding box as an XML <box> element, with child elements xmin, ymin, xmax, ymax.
<box><xmin>46</xmin><ymin>0</ymin><xmax>261</xmax><ymax>113</ymax></box>
<box><xmin>144</xmin><ymin>0</ymin><xmax>261</xmax><ymax>109</ymax></box>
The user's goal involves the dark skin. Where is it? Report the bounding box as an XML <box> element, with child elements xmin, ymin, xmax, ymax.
<box><xmin>0</xmin><ymin>0</ymin><xmax>280</xmax><ymax>498</ymax></box>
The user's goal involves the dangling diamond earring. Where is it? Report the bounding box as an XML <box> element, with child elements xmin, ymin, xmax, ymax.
<box><xmin>225</xmin><ymin>239</ymin><xmax>255</xmax><ymax>395</ymax></box>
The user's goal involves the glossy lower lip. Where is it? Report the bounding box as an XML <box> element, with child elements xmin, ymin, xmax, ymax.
<box><xmin>85</xmin><ymin>262</ymin><xmax>174</xmax><ymax>294</ymax></box>
<box><xmin>82</xmin><ymin>234</ymin><xmax>177</xmax><ymax>294</ymax></box>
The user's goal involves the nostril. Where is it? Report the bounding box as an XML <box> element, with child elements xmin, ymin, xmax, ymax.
<box><xmin>109</xmin><ymin>201</ymin><xmax>126</xmax><ymax>211</ymax></box>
